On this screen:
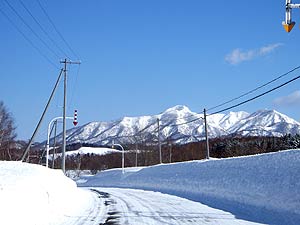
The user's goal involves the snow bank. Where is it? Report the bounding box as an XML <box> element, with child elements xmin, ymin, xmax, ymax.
<box><xmin>0</xmin><ymin>161</ymin><xmax>94</xmax><ymax>225</ymax></box>
<box><xmin>79</xmin><ymin>149</ymin><xmax>300</xmax><ymax>224</ymax></box>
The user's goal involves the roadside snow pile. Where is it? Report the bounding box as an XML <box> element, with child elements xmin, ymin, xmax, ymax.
<box><xmin>79</xmin><ymin>149</ymin><xmax>300</xmax><ymax>224</ymax></box>
<box><xmin>0</xmin><ymin>161</ymin><xmax>94</xmax><ymax>225</ymax></box>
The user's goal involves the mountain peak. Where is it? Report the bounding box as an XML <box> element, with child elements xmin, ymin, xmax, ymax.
<box><xmin>251</xmin><ymin>109</ymin><xmax>300</xmax><ymax>125</ymax></box>
<box><xmin>163</xmin><ymin>105</ymin><xmax>192</xmax><ymax>114</ymax></box>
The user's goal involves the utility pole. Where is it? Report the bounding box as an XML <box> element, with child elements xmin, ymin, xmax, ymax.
<box><xmin>168</xmin><ymin>141</ymin><xmax>172</xmax><ymax>163</ymax></box>
<box><xmin>60</xmin><ymin>59</ymin><xmax>80</xmax><ymax>173</ymax></box>
<box><xmin>157</xmin><ymin>118</ymin><xmax>162</xmax><ymax>164</ymax></box>
<box><xmin>135</xmin><ymin>142</ymin><xmax>138</xmax><ymax>167</ymax></box>
<box><xmin>204</xmin><ymin>108</ymin><xmax>210</xmax><ymax>159</ymax></box>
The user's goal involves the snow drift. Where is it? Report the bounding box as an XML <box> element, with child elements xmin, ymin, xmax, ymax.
<box><xmin>79</xmin><ymin>149</ymin><xmax>300</xmax><ymax>225</ymax></box>
<box><xmin>0</xmin><ymin>162</ymin><xmax>94</xmax><ymax>225</ymax></box>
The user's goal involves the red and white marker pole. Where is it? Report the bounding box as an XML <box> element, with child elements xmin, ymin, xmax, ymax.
<box><xmin>73</xmin><ymin>110</ymin><xmax>78</xmax><ymax>126</ymax></box>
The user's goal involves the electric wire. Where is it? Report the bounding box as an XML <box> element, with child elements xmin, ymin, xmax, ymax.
<box><xmin>4</xmin><ymin>0</ymin><xmax>61</xmax><ymax>59</ymax></box>
<box><xmin>18</xmin><ymin>0</ymin><xmax>70</xmax><ymax>58</ymax></box>
<box><xmin>62</xmin><ymin>68</ymin><xmax>300</xmax><ymax>143</ymax></box>
<box><xmin>209</xmin><ymin>74</ymin><xmax>300</xmax><ymax>116</ymax></box>
<box><xmin>115</xmin><ymin>114</ymin><xmax>201</xmax><ymax>141</ymax></box>
<box><xmin>68</xmin><ymin>64</ymin><xmax>81</xmax><ymax>110</ymax></box>
<box><xmin>45</xmin><ymin>72</ymin><xmax>300</xmax><ymax>146</ymax></box>
<box><xmin>113</xmin><ymin>120</ymin><xmax>158</xmax><ymax>139</ymax></box>
<box><xmin>154</xmin><ymin>72</ymin><xmax>300</xmax><ymax>128</ymax></box>
<box><xmin>0</xmin><ymin>7</ymin><xmax>58</xmax><ymax>69</ymax></box>
<box><xmin>168</xmin><ymin>115</ymin><xmax>203</xmax><ymax>127</ymax></box>
<box><xmin>207</xmin><ymin>65</ymin><xmax>300</xmax><ymax>112</ymax></box>
<box><xmin>156</xmin><ymin>65</ymin><xmax>300</xmax><ymax>127</ymax></box>
<box><xmin>36</xmin><ymin>0</ymin><xmax>80</xmax><ymax>60</ymax></box>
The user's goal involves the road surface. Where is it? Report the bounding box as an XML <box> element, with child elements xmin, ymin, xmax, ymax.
<box><xmin>88</xmin><ymin>188</ymin><xmax>264</xmax><ymax>225</ymax></box>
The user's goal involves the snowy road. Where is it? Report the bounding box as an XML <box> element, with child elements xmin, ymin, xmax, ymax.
<box><xmin>90</xmin><ymin>188</ymin><xmax>265</xmax><ymax>225</ymax></box>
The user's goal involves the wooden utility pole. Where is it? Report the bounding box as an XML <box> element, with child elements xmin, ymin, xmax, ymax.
<box><xmin>135</xmin><ymin>142</ymin><xmax>138</xmax><ymax>167</ymax></box>
<box><xmin>60</xmin><ymin>59</ymin><xmax>80</xmax><ymax>173</ymax></box>
<box><xmin>169</xmin><ymin>142</ymin><xmax>172</xmax><ymax>163</ymax></box>
<box><xmin>157</xmin><ymin>118</ymin><xmax>162</xmax><ymax>164</ymax></box>
<box><xmin>204</xmin><ymin>108</ymin><xmax>210</xmax><ymax>159</ymax></box>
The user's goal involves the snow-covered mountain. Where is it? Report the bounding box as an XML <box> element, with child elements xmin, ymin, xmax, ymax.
<box><xmin>60</xmin><ymin>105</ymin><xmax>300</xmax><ymax>146</ymax></box>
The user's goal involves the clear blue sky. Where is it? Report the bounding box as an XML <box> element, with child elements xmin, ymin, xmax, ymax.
<box><xmin>1</xmin><ymin>0</ymin><xmax>300</xmax><ymax>141</ymax></box>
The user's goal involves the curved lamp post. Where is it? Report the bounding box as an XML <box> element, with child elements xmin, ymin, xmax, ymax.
<box><xmin>46</xmin><ymin>116</ymin><xmax>73</xmax><ymax>168</ymax></box>
<box><xmin>112</xmin><ymin>142</ymin><xmax>125</xmax><ymax>174</ymax></box>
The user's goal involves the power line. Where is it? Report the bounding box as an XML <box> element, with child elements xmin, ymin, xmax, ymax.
<box><xmin>0</xmin><ymin>6</ymin><xmax>58</xmax><ymax>69</ymax></box>
<box><xmin>209</xmin><ymin>74</ymin><xmax>300</xmax><ymax>115</ymax></box>
<box><xmin>18</xmin><ymin>0</ymin><xmax>70</xmax><ymax>58</ymax></box>
<box><xmin>114</xmin><ymin>120</ymin><xmax>158</xmax><ymax>139</ymax></box>
<box><xmin>207</xmin><ymin>65</ymin><xmax>300</xmax><ymax>112</ymax></box>
<box><xmin>62</xmin><ymin>71</ymin><xmax>300</xmax><ymax>144</ymax></box>
<box><xmin>68</xmin><ymin>63</ymin><xmax>81</xmax><ymax>110</ymax></box>
<box><xmin>36</xmin><ymin>0</ymin><xmax>80</xmax><ymax>60</ymax></box>
<box><xmin>168</xmin><ymin>115</ymin><xmax>203</xmax><ymax>127</ymax></box>
<box><xmin>4</xmin><ymin>0</ymin><xmax>60</xmax><ymax>59</ymax></box>
<box><xmin>157</xmin><ymin>71</ymin><xmax>300</xmax><ymax>128</ymax></box>
<box><xmin>116</xmin><ymin>70</ymin><xmax>300</xmax><ymax>136</ymax></box>
<box><xmin>158</xmin><ymin>65</ymin><xmax>300</xmax><ymax>127</ymax></box>
<box><xmin>109</xmin><ymin>116</ymin><xmax>183</xmax><ymax>141</ymax></box>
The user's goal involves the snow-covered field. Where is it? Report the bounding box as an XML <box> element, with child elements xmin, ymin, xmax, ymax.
<box><xmin>0</xmin><ymin>162</ymin><xmax>101</xmax><ymax>225</ymax></box>
<box><xmin>79</xmin><ymin>149</ymin><xmax>300</xmax><ymax>225</ymax></box>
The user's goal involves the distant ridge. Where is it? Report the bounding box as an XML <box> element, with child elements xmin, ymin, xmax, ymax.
<box><xmin>54</xmin><ymin>105</ymin><xmax>300</xmax><ymax>146</ymax></box>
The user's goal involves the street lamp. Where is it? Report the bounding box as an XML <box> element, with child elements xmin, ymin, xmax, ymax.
<box><xmin>46</xmin><ymin>116</ymin><xmax>73</xmax><ymax>168</ymax></box>
<box><xmin>112</xmin><ymin>142</ymin><xmax>125</xmax><ymax>174</ymax></box>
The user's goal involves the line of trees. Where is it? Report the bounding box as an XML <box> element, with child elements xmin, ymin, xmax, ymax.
<box><xmin>0</xmin><ymin>101</ymin><xmax>17</xmax><ymax>160</ymax></box>
<box><xmin>58</xmin><ymin>134</ymin><xmax>300</xmax><ymax>173</ymax></box>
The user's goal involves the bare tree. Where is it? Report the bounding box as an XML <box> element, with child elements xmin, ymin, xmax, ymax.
<box><xmin>0</xmin><ymin>101</ymin><xmax>16</xmax><ymax>160</ymax></box>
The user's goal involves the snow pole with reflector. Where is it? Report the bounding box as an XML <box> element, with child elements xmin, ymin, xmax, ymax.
<box><xmin>282</xmin><ymin>0</ymin><xmax>300</xmax><ymax>32</ymax></box>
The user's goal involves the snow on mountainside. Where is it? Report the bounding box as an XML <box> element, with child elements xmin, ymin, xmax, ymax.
<box><xmin>58</xmin><ymin>105</ymin><xmax>300</xmax><ymax>146</ymax></box>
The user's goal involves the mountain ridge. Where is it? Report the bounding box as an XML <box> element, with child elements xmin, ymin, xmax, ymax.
<box><xmin>58</xmin><ymin>105</ymin><xmax>300</xmax><ymax>146</ymax></box>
